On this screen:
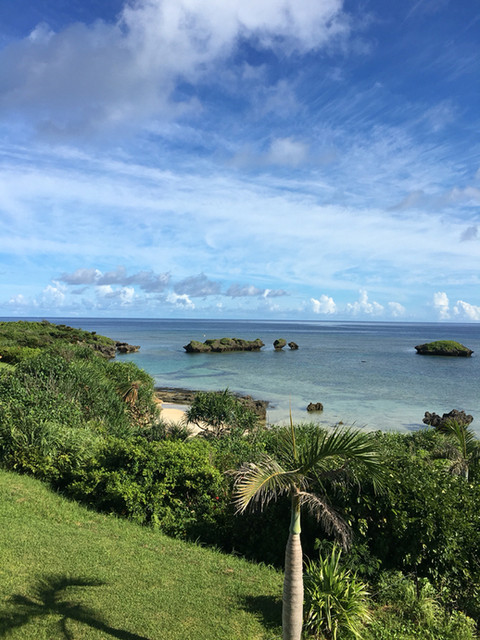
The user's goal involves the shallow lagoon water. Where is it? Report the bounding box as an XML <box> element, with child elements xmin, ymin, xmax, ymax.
<box><xmin>16</xmin><ymin>318</ymin><xmax>480</xmax><ymax>434</ymax></box>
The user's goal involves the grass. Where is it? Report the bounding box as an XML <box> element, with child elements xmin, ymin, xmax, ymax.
<box><xmin>0</xmin><ymin>469</ymin><xmax>282</xmax><ymax>639</ymax></box>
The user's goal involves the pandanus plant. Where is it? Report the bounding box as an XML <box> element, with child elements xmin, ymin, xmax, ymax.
<box><xmin>232</xmin><ymin>421</ymin><xmax>384</xmax><ymax>640</ymax></box>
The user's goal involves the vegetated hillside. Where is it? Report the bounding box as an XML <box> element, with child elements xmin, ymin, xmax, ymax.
<box><xmin>0</xmin><ymin>469</ymin><xmax>282</xmax><ymax>640</ymax></box>
<box><xmin>0</xmin><ymin>319</ymin><xmax>116</xmax><ymax>363</ymax></box>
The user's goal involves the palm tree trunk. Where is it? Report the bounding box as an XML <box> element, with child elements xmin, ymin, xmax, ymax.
<box><xmin>282</xmin><ymin>494</ymin><xmax>303</xmax><ymax>640</ymax></box>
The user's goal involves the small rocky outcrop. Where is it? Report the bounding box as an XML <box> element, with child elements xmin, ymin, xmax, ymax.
<box><xmin>307</xmin><ymin>402</ymin><xmax>324</xmax><ymax>412</ymax></box>
<box><xmin>183</xmin><ymin>337</ymin><xmax>265</xmax><ymax>353</ymax></box>
<box><xmin>94</xmin><ymin>341</ymin><xmax>140</xmax><ymax>358</ymax></box>
<box><xmin>115</xmin><ymin>341</ymin><xmax>140</xmax><ymax>354</ymax></box>
<box><xmin>423</xmin><ymin>409</ymin><xmax>474</xmax><ymax>429</ymax></box>
<box><xmin>415</xmin><ymin>340</ymin><xmax>473</xmax><ymax>357</ymax></box>
<box><xmin>273</xmin><ymin>339</ymin><xmax>287</xmax><ymax>350</ymax></box>
<box><xmin>93</xmin><ymin>343</ymin><xmax>117</xmax><ymax>358</ymax></box>
<box><xmin>288</xmin><ymin>342</ymin><xmax>299</xmax><ymax>350</ymax></box>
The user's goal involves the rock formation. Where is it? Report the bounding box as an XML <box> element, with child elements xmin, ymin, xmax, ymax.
<box><xmin>423</xmin><ymin>409</ymin><xmax>473</xmax><ymax>429</ymax></box>
<box><xmin>94</xmin><ymin>341</ymin><xmax>140</xmax><ymax>358</ymax></box>
<box><xmin>288</xmin><ymin>342</ymin><xmax>299</xmax><ymax>350</ymax></box>
<box><xmin>273</xmin><ymin>339</ymin><xmax>287</xmax><ymax>350</ymax></box>
<box><xmin>183</xmin><ymin>337</ymin><xmax>265</xmax><ymax>353</ymax></box>
<box><xmin>415</xmin><ymin>340</ymin><xmax>473</xmax><ymax>357</ymax></box>
<box><xmin>115</xmin><ymin>341</ymin><xmax>141</xmax><ymax>354</ymax></box>
<box><xmin>307</xmin><ymin>402</ymin><xmax>324</xmax><ymax>412</ymax></box>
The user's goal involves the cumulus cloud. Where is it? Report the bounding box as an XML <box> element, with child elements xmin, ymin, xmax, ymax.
<box><xmin>311</xmin><ymin>295</ymin><xmax>336</xmax><ymax>314</ymax></box>
<box><xmin>60</xmin><ymin>267</ymin><xmax>102</xmax><ymax>284</ymax></box>
<box><xmin>346</xmin><ymin>289</ymin><xmax>383</xmax><ymax>315</ymax></box>
<box><xmin>453</xmin><ymin>300</ymin><xmax>480</xmax><ymax>321</ymax></box>
<box><xmin>388</xmin><ymin>301</ymin><xmax>406</xmax><ymax>317</ymax></box>
<box><xmin>8</xmin><ymin>294</ymin><xmax>29</xmax><ymax>307</ymax></box>
<box><xmin>174</xmin><ymin>273</ymin><xmax>221</xmax><ymax>297</ymax></box>
<box><xmin>433</xmin><ymin>291</ymin><xmax>450</xmax><ymax>319</ymax></box>
<box><xmin>60</xmin><ymin>266</ymin><xmax>170</xmax><ymax>292</ymax></box>
<box><xmin>226</xmin><ymin>283</ymin><xmax>287</xmax><ymax>298</ymax></box>
<box><xmin>96</xmin><ymin>284</ymin><xmax>136</xmax><ymax>305</ymax></box>
<box><xmin>42</xmin><ymin>282</ymin><xmax>66</xmax><ymax>306</ymax></box>
<box><xmin>166</xmin><ymin>292</ymin><xmax>195</xmax><ymax>309</ymax></box>
<box><xmin>0</xmin><ymin>0</ymin><xmax>350</xmax><ymax>136</ymax></box>
<box><xmin>263</xmin><ymin>289</ymin><xmax>288</xmax><ymax>298</ymax></box>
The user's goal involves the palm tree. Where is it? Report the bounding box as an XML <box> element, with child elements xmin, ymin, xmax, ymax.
<box><xmin>232</xmin><ymin>422</ymin><xmax>385</xmax><ymax>640</ymax></box>
<box><xmin>435</xmin><ymin>419</ymin><xmax>480</xmax><ymax>481</ymax></box>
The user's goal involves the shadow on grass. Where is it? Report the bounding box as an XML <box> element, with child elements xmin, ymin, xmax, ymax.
<box><xmin>0</xmin><ymin>574</ymin><xmax>150</xmax><ymax>639</ymax></box>
<box><xmin>242</xmin><ymin>594</ymin><xmax>282</xmax><ymax>631</ymax></box>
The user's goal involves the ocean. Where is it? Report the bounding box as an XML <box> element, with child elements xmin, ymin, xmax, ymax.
<box><xmin>16</xmin><ymin>317</ymin><xmax>479</xmax><ymax>435</ymax></box>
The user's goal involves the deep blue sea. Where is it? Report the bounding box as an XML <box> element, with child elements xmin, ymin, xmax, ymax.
<box><xmin>10</xmin><ymin>318</ymin><xmax>480</xmax><ymax>434</ymax></box>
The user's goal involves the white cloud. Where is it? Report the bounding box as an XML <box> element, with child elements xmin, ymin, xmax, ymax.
<box><xmin>226</xmin><ymin>284</ymin><xmax>287</xmax><ymax>298</ymax></box>
<box><xmin>96</xmin><ymin>284</ymin><xmax>135</xmax><ymax>305</ymax></box>
<box><xmin>433</xmin><ymin>291</ymin><xmax>450</xmax><ymax>319</ymax></box>
<box><xmin>388</xmin><ymin>301</ymin><xmax>406</xmax><ymax>317</ymax></box>
<box><xmin>311</xmin><ymin>295</ymin><xmax>336</xmax><ymax>314</ymax></box>
<box><xmin>0</xmin><ymin>0</ymin><xmax>350</xmax><ymax>136</ymax></box>
<box><xmin>166</xmin><ymin>292</ymin><xmax>195</xmax><ymax>309</ymax></box>
<box><xmin>42</xmin><ymin>282</ymin><xmax>66</xmax><ymax>306</ymax></box>
<box><xmin>346</xmin><ymin>290</ymin><xmax>383</xmax><ymax>315</ymax></box>
<box><xmin>453</xmin><ymin>300</ymin><xmax>480</xmax><ymax>321</ymax></box>
<box><xmin>8</xmin><ymin>294</ymin><xmax>29</xmax><ymax>306</ymax></box>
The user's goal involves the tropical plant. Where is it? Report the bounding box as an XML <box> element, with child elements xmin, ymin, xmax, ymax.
<box><xmin>232</xmin><ymin>422</ymin><xmax>385</xmax><ymax>640</ymax></box>
<box><xmin>185</xmin><ymin>389</ymin><xmax>258</xmax><ymax>437</ymax></box>
<box><xmin>432</xmin><ymin>419</ymin><xmax>480</xmax><ymax>481</ymax></box>
<box><xmin>304</xmin><ymin>545</ymin><xmax>371</xmax><ymax>640</ymax></box>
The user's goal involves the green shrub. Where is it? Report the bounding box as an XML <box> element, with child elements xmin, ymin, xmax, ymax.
<box><xmin>0</xmin><ymin>348</ymin><xmax>159</xmax><ymax>478</ymax></box>
<box><xmin>304</xmin><ymin>545</ymin><xmax>371</xmax><ymax>639</ymax></box>
<box><xmin>367</xmin><ymin>571</ymin><xmax>477</xmax><ymax>640</ymax></box>
<box><xmin>185</xmin><ymin>389</ymin><xmax>259</xmax><ymax>437</ymax></box>
<box><xmin>64</xmin><ymin>437</ymin><xmax>226</xmax><ymax>540</ymax></box>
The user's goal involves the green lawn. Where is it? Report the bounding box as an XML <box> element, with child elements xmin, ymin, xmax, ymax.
<box><xmin>0</xmin><ymin>470</ymin><xmax>282</xmax><ymax>639</ymax></box>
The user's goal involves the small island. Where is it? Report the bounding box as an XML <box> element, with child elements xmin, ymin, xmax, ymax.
<box><xmin>415</xmin><ymin>340</ymin><xmax>473</xmax><ymax>357</ymax></box>
<box><xmin>183</xmin><ymin>337</ymin><xmax>265</xmax><ymax>353</ymax></box>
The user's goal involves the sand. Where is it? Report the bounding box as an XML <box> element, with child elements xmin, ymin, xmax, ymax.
<box><xmin>160</xmin><ymin>402</ymin><xmax>189</xmax><ymax>424</ymax></box>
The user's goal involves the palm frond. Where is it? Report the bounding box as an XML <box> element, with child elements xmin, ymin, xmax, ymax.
<box><xmin>231</xmin><ymin>455</ymin><xmax>302</xmax><ymax>514</ymax></box>
<box><xmin>299</xmin><ymin>491</ymin><xmax>352</xmax><ymax>549</ymax></box>
<box><xmin>298</xmin><ymin>427</ymin><xmax>386</xmax><ymax>489</ymax></box>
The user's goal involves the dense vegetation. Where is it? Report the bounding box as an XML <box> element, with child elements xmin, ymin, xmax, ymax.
<box><xmin>0</xmin><ymin>321</ymin><xmax>479</xmax><ymax>639</ymax></box>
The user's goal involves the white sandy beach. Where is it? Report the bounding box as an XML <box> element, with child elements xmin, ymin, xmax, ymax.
<box><xmin>160</xmin><ymin>402</ymin><xmax>189</xmax><ymax>424</ymax></box>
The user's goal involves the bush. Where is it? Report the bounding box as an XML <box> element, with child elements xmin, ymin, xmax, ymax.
<box><xmin>64</xmin><ymin>437</ymin><xmax>226</xmax><ymax>540</ymax></box>
<box><xmin>304</xmin><ymin>545</ymin><xmax>371</xmax><ymax>639</ymax></box>
<box><xmin>185</xmin><ymin>389</ymin><xmax>259</xmax><ymax>437</ymax></box>
<box><xmin>328</xmin><ymin>430</ymin><xmax>480</xmax><ymax>618</ymax></box>
<box><xmin>367</xmin><ymin>571</ymin><xmax>477</xmax><ymax>640</ymax></box>
<box><xmin>0</xmin><ymin>348</ymin><xmax>159</xmax><ymax>477</ymax></box>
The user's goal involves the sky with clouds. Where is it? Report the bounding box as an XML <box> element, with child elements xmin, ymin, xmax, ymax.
<box><xmin>0</xmin><ymin>0</ymin><xmax>479</xmax><ymax>321</ymax></box>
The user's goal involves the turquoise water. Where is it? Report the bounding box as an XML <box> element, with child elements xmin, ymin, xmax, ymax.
<box><xmin>16</xmin><ymin>318</ymin><xmax>480</xmax><ymax>434</ymax></box>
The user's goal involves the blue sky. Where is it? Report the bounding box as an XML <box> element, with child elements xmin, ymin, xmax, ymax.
<box><xmin>0</xmin><ymin>0</ymin><xmax>479</xmax><ymax>321</ymax></box>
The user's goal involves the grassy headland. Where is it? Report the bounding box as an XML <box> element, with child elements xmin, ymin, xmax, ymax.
<box><xmin>0</xmin><ymin>469</ymin><xmax>282</xmax><ymax>639</ymax></box>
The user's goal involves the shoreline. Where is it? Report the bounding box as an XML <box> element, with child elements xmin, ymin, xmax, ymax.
<box><xmin>155</xmin><ymin>386</ymin><xmax>269</xmax><ymax>422</ymax></box>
